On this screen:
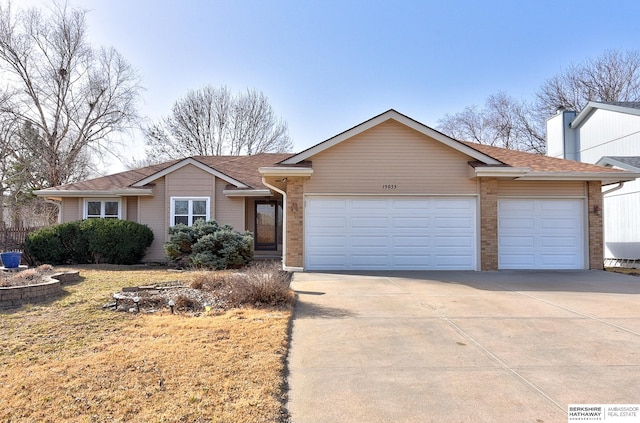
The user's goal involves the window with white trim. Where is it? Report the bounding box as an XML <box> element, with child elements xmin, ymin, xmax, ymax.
<box><xmin>170</xmin><ymin>197</ymin><xmax>210</xmax><ymax>226</ymax></box>
<box><xmin>84</xmin><ymin>199</ymin><xmax>121</xmax><ymax>219</ymax></box>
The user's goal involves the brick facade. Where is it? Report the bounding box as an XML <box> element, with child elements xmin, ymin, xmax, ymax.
<box><xmin>587</xmin><ymin>180</ymin><xmax>604</xmax><ymax>270</ymax></box>
<box><xmin>284</xmin><ymin>177</ymin><xmax>305</xmax><ymax>268</ymax></box>
<box><xmin>479</xmin><ymin>178</ymin><xmax>498</xmax><ymax>271</ymax></box>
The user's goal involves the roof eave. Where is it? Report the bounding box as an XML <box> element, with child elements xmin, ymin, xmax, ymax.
<box><xmin>259</xmin><ymin>167</ymin><xmax>314</xmax><ymax>176</ymax></box>
<box><xmin>223</xmin><ymin>189</ymin><xmax>273</xmax><ymax>197</ymax></box>
<box><xmin>515</xmin><ymin>171</ymin><xmax>640</xmax><ymax>184</ymax></box>
<box><xmin>34</xmin><ymin>188</ymin><xmax>154</xmax><ymax>198</ymax></box>
<box><xmin>571</xmin><ymin>101</ymin><xmax>640</xmax><ymax>128</ymax></box>
<box><xmin>472</xmin><ymin>167</ymin><xmax>530</xmax><ymax>178</ymax></box>
<box><xmin>596</xmin><ymin>157</ymin><xmax>640</xmax><ymax>172</ymax></box>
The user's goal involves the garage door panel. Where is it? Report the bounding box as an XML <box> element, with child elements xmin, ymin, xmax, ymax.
<box><xmin>434</xmin><ymin>217</ymin><xmax>474</xmax><ymax>230</ymax></box>
<box><xmin>435</xmin><ymin>198</ymin><xmax>474</xmax><ymax>210</ymax></box>
<box><xmin>307</xmin><ymin>235</ymin><xmax>347</xmax><ymax>248</ymax></box>
<box><xmin>392</xmin><ymin>236</ymin><xmax>430</xmax><ymax>247</ymax></box>
<box><xmin>352</xmin><ymin>199</ymin><xmax>388</xmax><ymax>209</ymax></box>
<box><xmin>305</xmin><ymin>196</ymin><xmax>477</xmax><ymax>270</ymax></box>
<box><xmin>351</xmin><ymin>236</ymin><xmax>388</xmax><ymax>247</ymax></box>
<box><xmin>392</xmin><ymin>199</ymin><xmax>430</xmax><ymax>209</ymax></box>
<box><xmin>500</xmin><ymin>254</ymin><xmax>535</xmax><ymax>267</ymax></box>
<box><xmin>500</xmin><ymin>217</ymin><xmax>535</xmax><ymax>230</ymax></box>
<box><xmin>392</xmin><ymin>217</ymin><xmax>430</xmax><ymax>228</ymax></box>
<box><xmin>307</xmin><ymin>216</ymin><xmax>346</xmax><ymax>230</ymax></box>
<box><xmin>351</xmin><ymin>217</ymin><xmax>389</xmax><ymax>229</ymax></box>
<box><xmin>351</xmin><ymin>255</ymin><xmax>393</xmax><ymax>268</ymax></box>
<box><xmin>500</xmin><ymin>236</ymin><xmax>534</xmax><ymax>248</ymax></box>
<box><xmin>435</xmin><ymin>236</ymin><xmax>474</xmax><ymax>248</ymax></box>
<box><xmin>540</xmin><ymin>218</ymin><xmax>579</xmax><ymax>230</ymax></box>
<box><xmin>499</xmin><ymin>199</ymin><xmax>584</xmax><ymax>270</ymax></box>
<box><xmin>308</xmin><ymin>198</ymin><xmax>347</xmax><ymax>211</ymax></box>
<box><xmin>540</xmin><ymin>236</ymin><xmax>578</xmax><ymax>248</ymax></box>
<box><xmin>434</xmin><ymin>254</ymin><xmax>475</xmax><ymax>267</ymax></box>
<box><xmin>307</xmin><ymin>255</ymin><xmax>347</xmax><ymax>269</ymax></box>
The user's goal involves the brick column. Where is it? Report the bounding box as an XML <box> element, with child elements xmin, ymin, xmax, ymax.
<box><xmin>285</xmin><ymin>177</ymin><xmax>305</xmax><ymax>268</ymax></box>
<box><xmin>587</xmin><ymin>181</ymin><xmax>604</xmax><ymax>270</ymax></box>
<box><xmin>480</xmin><ymin>178</ymin><xmax>498</xmax><ymax>271</ymax></box>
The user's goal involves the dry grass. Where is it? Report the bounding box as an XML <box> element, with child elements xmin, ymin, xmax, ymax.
<box><xmin>606</xmin><ymin>267</ymin><xmax>640</xmax><ymax>277</ymax></box>
<box><xmin>0</xmin><ymin>265</ymin><xmax>292</xmax><ymax>422</ymax></box>
<box><xmin>0</xmin><ymin>264</ymin><xmax>55</xmax><ymax>287</ymax></box>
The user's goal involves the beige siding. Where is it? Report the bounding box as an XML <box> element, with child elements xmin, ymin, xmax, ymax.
<box><xmin>61</xmin><ymin>198</ymin><xmax>80</xmax><ymax>222</ymax></box>
<box><xmin>498</xmin><ymin>180</ymin><xmax>586</xmax><ymax>197</ymax></box>
<box><xmin>126</xmin><ymin>197</ymin><xmax>138</xmax><ymax>222</ymax></box>
<box><xmin>165</xmin><ymin>164</ymin><xmax>216</xmax><ymax>208</ymax></box>
<box><xmin>304</xmin><ymin>120</ymin><xmax>477</xmax><ymax>195</ymax></box>
<box><xmin>138</xmin><ymin>178</ymin><xmax>168</xmax><ymax>262</ymax></box>
<box><xmin>215</xmin><ymin>181</ymin><xmax>245</xmax><ymax>231</ymax></box>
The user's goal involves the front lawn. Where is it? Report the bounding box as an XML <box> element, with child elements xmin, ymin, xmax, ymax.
<box><xmin>0</xmin><ymin>265</ymin><xmax>291</xmax><ymax>422</ymax></box>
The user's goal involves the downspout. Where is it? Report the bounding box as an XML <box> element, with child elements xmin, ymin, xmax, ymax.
<box><xmin>602</xmin><ymin>182</ymin><xmax>625</xmax><ymax>196</ymax></box>
<box><xmin>44</xmin><ymin>199</ymin><xmax>62</xmax><ymax>224</ymax></box>
<box><xmin>261</xmin><ymin>177</ymin><xmax>287</xmax><ymax>270</ymax></box>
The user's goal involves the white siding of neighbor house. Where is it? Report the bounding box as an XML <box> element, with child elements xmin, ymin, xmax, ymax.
<box><xmin>604</xmin><ymin>188</ymin><xmax>640</xmax><ymax>258</ymax></box>
<box><xmin>573</xmin><ymin>108</ymin><xmax>640</xmax><ymax>259</ymax></box>
<box><xmin>577</xmin><ymin>109</ymin><xmax>640</xmax><ymax>164</ymax></box>
<box><xmin>304</xmin><ymin>120</ymin><xmax>478</xmax><ymax>195</ymax></box>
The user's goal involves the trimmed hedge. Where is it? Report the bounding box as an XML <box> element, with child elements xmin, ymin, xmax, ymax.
<box><xmin>165</xmin><ymin>220</ymin><xmax>253</xmax><ymax>269</ymax></box>
<box><xmin>25</xmin><ymin>219</ymin><xmax>154</xmax><ymax>265</ymax></box>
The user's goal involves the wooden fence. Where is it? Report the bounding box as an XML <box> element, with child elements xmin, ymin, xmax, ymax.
<box><xmin>0</xmin><ymin>227</ymin><xmax>40</xmax><ymax>252</ymax></box>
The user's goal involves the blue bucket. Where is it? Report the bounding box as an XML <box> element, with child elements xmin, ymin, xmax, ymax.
<box><xmin>1</xmin><ymin>252</ymin><xmax>22</xmax><ymax>268</ymax></box>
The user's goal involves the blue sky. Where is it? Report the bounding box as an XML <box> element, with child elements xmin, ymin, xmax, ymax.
<box><xmin>18</xmin><ymin>0</ymin><xmax>640</xmax><ymax>170</ymax></box>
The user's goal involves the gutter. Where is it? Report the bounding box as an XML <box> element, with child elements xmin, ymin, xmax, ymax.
<box><xmin>261</xmin><ymin>177</ymin><xmax>291</xmax><ymax>271</ymax></box>
<box><xmin>602</xmin><ymin>182</ymin><xmax>625</xmax><ymax>196</ymax></box>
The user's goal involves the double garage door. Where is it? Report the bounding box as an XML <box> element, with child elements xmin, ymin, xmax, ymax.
<box><xmin>305</xmin><ymin>197</ymin><xmax>477</xmax><ymax>270</ymax></box>
<box><xmin>304</xmin><ymin>196</ymin><xmax>585</xmax><ymax>271</ymax></box>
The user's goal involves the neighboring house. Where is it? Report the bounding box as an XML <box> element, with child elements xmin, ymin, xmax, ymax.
<box><xmin>547</xmin><ymin>101</ymin><xmax>640</xmax><ymax>260</ymax></box>
<box><xmin>36</xmin><ymin>110</ymin><xmax>637</xmax><ymax>271</ymax></box>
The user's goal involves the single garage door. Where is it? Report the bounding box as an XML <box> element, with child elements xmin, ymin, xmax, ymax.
<box><xmin>498</xmin><ymin>199</ymin><xmax>584</xmax><ymax>269</ymax></box>
<box><xmin>305</xmin><ymin>196</ymin><xmax>477</xmax><ymax>270</ymax></box>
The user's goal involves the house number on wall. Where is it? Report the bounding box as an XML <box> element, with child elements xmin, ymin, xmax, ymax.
<box><xmin>382</xmin><ymin>184</ymin><xmax>397</xmax><ymax>189</ymax></box>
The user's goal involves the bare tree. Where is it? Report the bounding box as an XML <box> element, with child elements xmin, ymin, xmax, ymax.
<box><xmin>438</xmin><ymin>92</ymin><xmax>545</xmax><ymax>153</ymax></box>
<box><xmin>145</xmin><ymin>86</ymin><xmax>292</xmax><ymax>162</ymax></box>
<box><xmin>438</xmin><ymin>49</ymin><xmax>640</xmax><ymax>154</ymax></box>
<box><xmin>0</xmin><ymin>0</ymin><xmax>141</xmax><ymax>189</ymax></box>
<box><xmin>536</xmin><ymin>50</ymin><xmax>640</xmax><ymax>118</ymax></box>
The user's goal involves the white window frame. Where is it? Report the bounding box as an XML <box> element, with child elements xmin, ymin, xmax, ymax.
<box><xmin>84</xmin><ymin>199</ymin><xmax>121</xmax><ymax>219</ymax></box>
<box><xmin>170</xmin><ymin>197</ymin><xmax>210</xmax><ymax>226</ymax></box>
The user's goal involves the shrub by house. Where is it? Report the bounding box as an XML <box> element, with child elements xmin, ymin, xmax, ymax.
<box><xmin>164</xmin><ymin>220</ymin><xmax>253</xmax><ymax>269</ymax></box>
<box><xmin>25</xmin><ymin>220</ymin><xmax>154</xmax><ymax>265</ymax></box>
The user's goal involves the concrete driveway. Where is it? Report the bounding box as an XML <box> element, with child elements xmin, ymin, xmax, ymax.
<box><xmin>286</xmin><ymin>271</ymin><xmax>640</xmax><ymax>422</ymax></box>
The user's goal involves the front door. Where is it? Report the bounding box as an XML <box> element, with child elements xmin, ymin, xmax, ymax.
<box><xmin>255</xmin><ymin>201</ymin><xmax>278</xmax><ymax>250</ymax></box>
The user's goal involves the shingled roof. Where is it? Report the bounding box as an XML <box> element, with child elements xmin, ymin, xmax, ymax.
<box><xmin>460</xmin><ymin>141</ymin><xmax>624</xmax><ymax>174</ymax></box>
<box><xmin>40</xmin><ymin>153</ymin><xmax>294</xmax><ymax>193</ymax></box>
<box><xmin>37</xmin><ymin>135</ymin><xmax>636</xmax><ymax>197</ymax></box>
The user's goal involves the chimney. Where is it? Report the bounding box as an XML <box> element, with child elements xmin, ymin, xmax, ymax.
<box><xmin>546</xmin><ymin>109</ymin><xmax>577</xmax><ymax>160</ymax></box>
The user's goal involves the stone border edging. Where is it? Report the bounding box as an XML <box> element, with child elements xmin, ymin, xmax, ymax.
<box><xmin>0</xmin><ymin>270</ymin><xmax>80</xmax><ymax>309</ymax></box>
